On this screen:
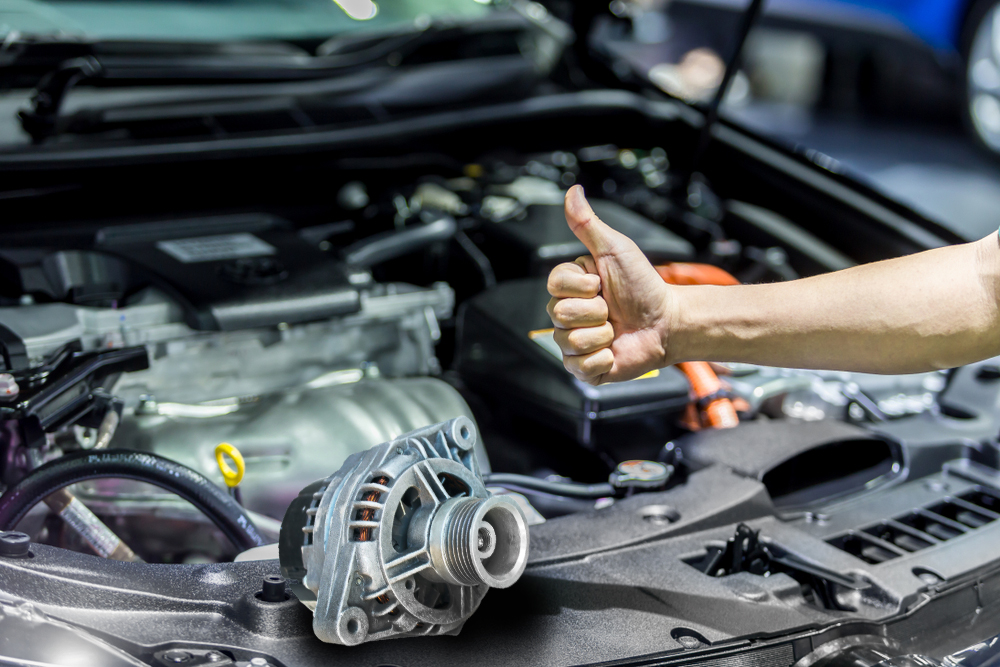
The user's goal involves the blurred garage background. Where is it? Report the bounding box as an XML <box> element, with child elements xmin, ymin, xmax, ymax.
<box><xmin>597</xmin><ymin>0</ymin><xmax>1000</xmax><ymax>240</ymax></box>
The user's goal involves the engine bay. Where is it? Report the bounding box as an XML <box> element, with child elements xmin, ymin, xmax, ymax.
<box><xmin>0</xmin><ymin>96</ymin><xmax>999</xmax><ymax>666</ymax></box>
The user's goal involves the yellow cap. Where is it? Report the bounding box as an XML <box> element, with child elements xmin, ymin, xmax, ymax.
<box><xmin>214</xmin><ymin>442</ymin><xmax>245</xmax><ymax>488</ymax></box>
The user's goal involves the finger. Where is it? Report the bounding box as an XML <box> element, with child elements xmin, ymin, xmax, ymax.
<box><xmin>574</xmin><ymin>255</ymin><xmax>598</xmax><ymax>274</ymax></box>
<box><xmin>553</xmin><ymin>322</ymin><xmax>614</xmax><ymax>356</ymax></box>
<box><xmin>547</xmin><ymin>262</ymin><xmax>601</xmax><ymax>298</ymax></box>
<box><xmin>563</xmin><ymin>347</ymin><xmax>615</xmax><ymax>383</ymax></box>
<box><xmin>564</xmin><ymin>185</ymin><xmax>623</xmax><ymax>258</ymax></box>
<box><xmin>547</xmin><ymin>296</ymin><xmax>609</xmax><ymax>329</ymax></box>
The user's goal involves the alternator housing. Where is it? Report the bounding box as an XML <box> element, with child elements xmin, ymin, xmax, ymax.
<box><xmin>279</xmin><ymin>416</ymin><xmax>528</xmax><ymax>645</ymax></box>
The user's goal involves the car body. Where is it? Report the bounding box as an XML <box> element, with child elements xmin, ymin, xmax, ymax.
<box><xmin>0</xmin><ymin>2</ymin><xmax>999</xmax><ymax>666</ymax></box>
<box><xmin>804</xmin><ymin>0</ymin><xmax>965</xmax><ymax>51</ymax></box>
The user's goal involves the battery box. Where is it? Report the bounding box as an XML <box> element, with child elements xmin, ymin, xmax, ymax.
<box><xmin>457</xmin><ymin>279</ymin><xmax>691</xmax><ymax>459</ymax></box>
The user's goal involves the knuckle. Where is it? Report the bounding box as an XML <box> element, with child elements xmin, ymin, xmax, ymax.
<box><xmin>546</xmin><ymin>298</ymin><xmax>561</xmax><ymax>322</ymax></box>
<box><xmin>551</xmin><ymin>302</ymin><xmax>570</xmax><ymax>326</ymax></box>
<box><xmin>584</xmin><ymin>350</ymin><xmax>613</xmax><ymax>374</ymax></box>
<box><xmin>547</xmin><ymin>266</ymin><xmax>574</xmax><ymax>294</ymax></box>
<box><xmin>546</xmin><ymin>273</ymin><xmax>563</xmax><ymax>295</ymax></box>
<box><xmin>581</xmin><ymin>276</ymin><xmax>600</xmax><ymax>296</ymax></box>
<box><xmin>566</xmin><ymin>329</ymin><xmax>584</xmax><ymax>352</ymax></box>
<box><xmin>593</xmin><ymin>297</ymin><xmax>609</xmax><ymax>319</ymax></box>
<box><xmin>568</xmin><ymin>329</ymin><xmax>596</xmax><ymax>353</ymax></box>
<box><xmin>562</xmin><ymin>356</ymin><xmax>579</xmax><ymax>374</ymax></box>
<box><xmin>552</xmin><ymin>329</ymin><xmax>573</xmax><ymax>353</ymax></box>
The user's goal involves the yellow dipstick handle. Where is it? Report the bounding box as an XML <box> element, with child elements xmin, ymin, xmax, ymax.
<box><xmin>214</xmin><ymin>442</ymin><xmax>245</xmax><ymax>488</ymax></box>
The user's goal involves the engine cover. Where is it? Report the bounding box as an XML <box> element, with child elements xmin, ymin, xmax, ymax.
<box><xmin>279</xmin><ymin>417</ymin><xmax>529</xmax><ymax>645</ymax></box>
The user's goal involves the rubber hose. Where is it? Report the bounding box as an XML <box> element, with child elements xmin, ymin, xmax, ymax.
<box><xmin>0</xmin><ymin>450</ymin><xmax>266</xmax><ymax>551</ymax></box>
<box><xmin>343</xmin><ymin>214</ymin><xmax>456</xmax><ymax>268</ymax></box>
<box><xmin>655</xmin><ymin>263</ymin><xmax>741</xmax><ymax>286</ymax></box>
<box><xmin>483</xmin><ymin>473</ymin><xmax>615</xmax><ymax>499</ymax></box>
<box><xmin>677</xmin><ymin>361</ymin><xmax>740</xmax><ymax>428</ymax></box>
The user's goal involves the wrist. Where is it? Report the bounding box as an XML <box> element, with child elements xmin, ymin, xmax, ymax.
<box><xmin>662</xmin><ymin>285</ymin><xmax>711</xmax><ymax>365</ymax></box>
<box><xmin>660</xmin><ymin>284</ymin><xmax>684</xmax><ymax>366</ymax></box>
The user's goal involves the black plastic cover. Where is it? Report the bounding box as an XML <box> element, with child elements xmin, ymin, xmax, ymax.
<box><xmin>96</xmin><ymin>214</ymin><xmax>360</xmax><ymax>331</ymax></box>
<box><xmin>480</xmin><ymin>199</ymin><xmax>694</xmax><ymax>278</ymax></box>
<box><xmin>680</xmin><ymin>420</ymin><xmax>904</xmax><ymax>510</ymax></box>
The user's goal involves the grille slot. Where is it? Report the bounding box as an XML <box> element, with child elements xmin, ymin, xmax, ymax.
<box><xmin>957</xmin><ymin>489</ymin><xmax>1000</xmax><ymax>514</ymax></box>
<box><xmin>828</xmin><ymin>533</ymin><xmax>902</xmax><ymax>564</ymax></box>
<box><xmin>896</xmin><ymin>510</ymin><xmax>966</xmax><ymax>540</ymax></box>
<box><xmin>926</xmin><ymin>498</ymin><xmax>995</xmax><ymax>528</ymax></box>
<box><xmin>862</xmin><ymin>522</ymin><xmax>935</xmax><ymax>552</ymax></box>
<box><xmin>828</xmin><ymin>486</ymin><xmax>1000</xmax><ymax>563</ymax></box>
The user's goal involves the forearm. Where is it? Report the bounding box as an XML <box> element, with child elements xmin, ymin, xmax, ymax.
<box><xmin>670</xmin><ymin>234</ymin><xmax>1000</xmax><ymax>374</ymax></box>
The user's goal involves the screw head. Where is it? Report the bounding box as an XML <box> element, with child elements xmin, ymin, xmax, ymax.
<box><xmin>0</xmin><ymin>532</ymin><xmax>30</xmax><ymax>558</ymax></box>
<box><xmin>162</xmin><ymin>649</ymin><xmax>192</xmax><ymax>663</ymax></box>
<box><xmin>249</xmin><ymin>659</ymin><xmax>270</xmax><ymax>667</ymax></box>
<box><xmin>0</xmin><ymin>374</ymin><xmax>19</xmax><ymax>401</ymax></box>
<box><xmin>205</xmin><ymin>652</ymin><xmax>226</xmax><ymax>663</ymax></box>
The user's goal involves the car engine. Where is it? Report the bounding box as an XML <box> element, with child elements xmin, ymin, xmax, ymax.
<box><xmin>0</xmin><ymin>110</ymin><xmax>998</xmax><ymax>667</ymax></box>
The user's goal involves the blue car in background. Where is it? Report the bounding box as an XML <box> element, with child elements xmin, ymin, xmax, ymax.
<box><xmin>833</xmin><ymin>0</ymin><xmax>1000</xmax><ymax>153</ymax></box>
<box><xmin>665</xmin><ymin>0</ymin><xmax>1000</xmax><ymax>154</ymax></box>
<box><xmin>835</xmin><ymin>0</ymin><xmax>966</xmax><ymax>51</ymax></box>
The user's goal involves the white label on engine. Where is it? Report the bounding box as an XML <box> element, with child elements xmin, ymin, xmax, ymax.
<box><xmin>156</xmin><ymin>233</ymin><xmax>276</xmax><ymax>263</ymax></box>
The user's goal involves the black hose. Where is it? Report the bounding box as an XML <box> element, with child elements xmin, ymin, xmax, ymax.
<box><xmin>482</xmin><ymin>473</ymin><xmax>615</xmax><ymax>499</ymax></box>
<box><xmin>454</xmin><ymin>230</ymin><xmax>496</xmax><ymax>288</ymax></box>
<box><xmin>343</xmin><ymin>214</ymin><xmax>457</xmax><ymax>268</ymax></box>
<box><xmin>0</xmin><ymin>450</ymin><xmax>266</xmax><ymax>551</ymax></box>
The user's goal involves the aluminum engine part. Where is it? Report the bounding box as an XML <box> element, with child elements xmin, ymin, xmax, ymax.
<box><xmin>0</xmin><ymin>281</ymin><xmax>452</xmax><ymax>406</ymax></box>
<box><xmin>280</xmin><ymin>416</ymin><xmax>529</xmax><ymax>645</ymax></box>
<box><xmin>76</xmin><ymin>378</ymin><xmax>486</xmax><ymax>527</ymax></box>
<box><xmin>724</xmin><ymin>365</ymin><xmax>949</xmax><ymax>421</ymax></box>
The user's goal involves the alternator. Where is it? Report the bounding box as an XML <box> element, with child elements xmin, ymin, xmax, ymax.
<box><xmin>279</xmin><ymin>416</ymin><xmax>529</xmax><ymax>645</ymax></box>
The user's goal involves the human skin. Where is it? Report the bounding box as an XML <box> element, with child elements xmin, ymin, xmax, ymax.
<box><xmin>546</xmin><ymin>185</ymin><xmax>1000</xmax><ymax>385</ymax></box>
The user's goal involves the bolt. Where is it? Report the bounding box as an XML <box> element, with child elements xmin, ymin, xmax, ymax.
<box><xmin>0</xmin><ymin>374</ymin><xmax>19</xmax><ymax>401</ymax></box>
<box><xmin>0</xmin><ymin>532</ymin><xmax>30</xmax><ymax>558</ymax></box>
<box><xmin>260</xmin><ymin>575</ymin><xmax>286</xmax><ymax>603</ymax></box>
<box><xmin>677</xmin><ymin>636</ymin><xmax>702</xmax><ymax>649</ymax></box>
<box><xmin>162</xmin><ymin>649</ymin><xmax>192</xmax><ymax>664</ymax></box>
<box><xmin>249</xmin><ymin>659</ymin><xmax>270</xmax><ymax>667</ymax></box>
<box><xmin>205</xmin><ymin>653</ymin><xmax>226</xmax><ymax>663</ymax></box>
<box><xmin>136</xmin><ymin>395</ymin><xmax>159</xmax><ymax>415</ymax></box>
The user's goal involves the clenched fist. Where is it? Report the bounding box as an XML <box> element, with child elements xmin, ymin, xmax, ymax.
<box><xmin>546</xmin><ymin>185</ymin><xmax>676</xmax><ymax>385</ymax></box>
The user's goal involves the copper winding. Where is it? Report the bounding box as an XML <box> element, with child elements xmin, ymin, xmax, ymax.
<box><xmin>356</xmin><ymin>476</ymin><xmax>389</xmax><ymax>541</ymax></box>
<box><xmin>376</xmin><ymin>592</ymin><xmax>399</xmax><ymax>615</ymax></box>
<box><xmin>358</xmin><ymin>477</ymin><xmax>400</xmax><ymax>615</ymax></box>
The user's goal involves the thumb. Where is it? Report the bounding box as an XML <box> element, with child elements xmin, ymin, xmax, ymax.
<box><xmin>565</xmin><ymin>185</ymin><xmax>619</xmax><ymax>258</ymax></box>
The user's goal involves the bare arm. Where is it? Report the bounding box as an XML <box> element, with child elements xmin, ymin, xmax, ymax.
<box><xmin>547</xmin><ymin>185</ymin><xmax>1000</xmax><ymax>383</ymax></box>
<box><xmin>671</xmin><ymin>234</ymin><xmax>1000</xmax><ymax>373</ymax></box>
